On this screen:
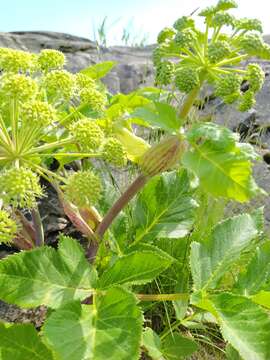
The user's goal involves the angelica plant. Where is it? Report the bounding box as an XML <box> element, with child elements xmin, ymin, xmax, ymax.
<box><xmin>0</xmin><ymin>1</ymin><xmax>270</xmax><ymax>359</ymax></box>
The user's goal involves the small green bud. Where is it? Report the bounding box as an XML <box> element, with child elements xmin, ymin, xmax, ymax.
<box><xmin>21</xmin><ymin>100</ymin><xmax>56</xmax><ymax>126</ymax></box>
<box><xmin>208</xmin><ymin>40</ymin><xmax>231</xmax><ymax>63</ymax></box>
<box><xmin>101</xmin><ymin>137</ymin><xmax>127</xmax><ymax>167</ymax></box>
<box><xmin>80</xmin><ymin>87</ymin><xmax>106</xmax><ymax>112</ymax></box>
<box><xmin>152</xmin><ymin>45</ymin><xmax>168</xmax><ymax>66</ymax></box>
<box><xmin>75</xmin><ymin>73</ymin><xmax>96</xmax><ymax>90</ymax></box>
<box><xmin>246</xmin><ymin>63</ymin><xmax>265</xmax><ymax>92</ymax></box>
<box><xmin>0</xmin><ymin>167</ymin><xmax>42</xmax><ymax>209</ymax></box>
<box><xmin>157</xmin><ymin>27</ymin><xmax>176</xmax><ymax>44</ymax></box>
<box><xmin>216</xmin><ymin>0</ymin><xmax>238</xmax><ymax>11</ymax></box>
<box><xmin>65</xmin><ymin>170</ymin><xmax>102</xmax><ymax>208</ymax></box>
<box><xmin>235</xmin><ymin>18</ymin><xmax>263</xmax><ymax>33</ymax></box>
<box><xmin>174</xmin><ymin>29</ymin><xmax>196</xmax><ymax>49</ymax></box>
<box><xmin>199</xmin><ymin>6</ymin><xmax>217</xmax><ymax>19</ymax></box>
<box><xmin>238</xmin><ymin>90</ymin><xmax>256</xmax><ymax>111</ymax></box>
<box><xmin>0</xmin><ymin>48</ymin><xmax>36</xmax><ymax>73</ymax></box>
<box><xmin>38</xmin><ymin>49</ymin><xmax>65</xmax><ymax>72</ymax></box>
<box><xmin>173</xmin><ymin>16</ymin><xmax>195</xmax><ymax>31</ymax></box>
<box><xmin>212</xmin><ymin>12</ymin><xmax>235</xmax><ymax>28</ymax></box>
<box><xmin>0</xmin><ymin>209</ymin><xmax>17</xmax><ymax>245</ymax></box>
<box><xmin>44</xmin><ymin>70</ymin><xmax>74</xmax><ymax>100</ymax></box>
<box><xmin>139</xmin><ymin>136</ymin><xmax>184</xmax><ymax>177</ymax></box>
<box><xmin>70</xmin><ymin>118</ymin><xmax>104</xmax><ymax>151</ymax></box>
<box><xmin>1</xmin><ymin>74</ymin><xmax>37</xmax><ymax>101</ymax></box>
<box><xmin>155</xmin><ymin>61</ymin><xmax>175</xmax><ymax>85</ymax></box>
<box><xmin>175</xmin><ymin>66</ymin><xmax>200</xmax><ymax>93</ymax></box>
<box><xmin>215</xmin><ymin>73</ymin><xmax>242</xmax><ymax>101</ymax></box>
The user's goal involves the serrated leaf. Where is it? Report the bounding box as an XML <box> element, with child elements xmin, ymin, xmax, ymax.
<box><xmin>133</xmin><ymin>169</ymin><xmax>197</xmax><ymax>243</ymax></box>
<box><xmin>0</xmin><ymin>323</ymin><xmax>54</xmax><ymax>360</ymax></box>
<box><xmin>142</xmin><ymin>328</ymin><xmax>163</xmax><ymax>360</ymax></box>
<box><xmin>182</xmin><ymin>122</ymin><xmax>261</xmax><ymax>202</ymax></box>
<box><xmin>43</xmin><ymin>287</ymin><xmax>142</xmax><ymax>360</ymax></box>
<box><xmin>162</xmin><ymin>333</ymin><xmax>198</xmax><ymax>359</ymax></box>
<box><xmin>210</xmin><ymin>292</ymin><xmax>270</xmax><ymax>360</ymax></box>
<box><xmin>133</xmin><ymin>102</ymin><xmax>182</xmax><ymax>133</ymax></box>
<box><xmin>190</xmin><ymin>211</ymin><xmax>262</xmax><ymax>291</ymax></box>
<box><xmin>98</xmin><ymin>251</ymin><xmax>173</xmax><ymax>289</ymax></box>
<box><xmin>252</xmin><ymin>291</ymin><xmax>270</xmax><ymax>309</ymax></box>
<box><xmin>0</xmin><ymin>236</ymin><xmax>97</xmax><ymax>308</ymax></box>
<box><xmin>234</xmin><ymin>242</ymin><xmax>270</xmax><ymax>295</ymax></box>
<box><xmin>80</xmin><ymin>61</ymin><xmax>116</xmax><ymax>79</ymax></box>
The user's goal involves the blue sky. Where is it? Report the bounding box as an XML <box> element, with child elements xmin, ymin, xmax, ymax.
<box><xmin>1</xmin><ymin>0</ymin><xmax>269</xmax><ymax>45</ymax></box>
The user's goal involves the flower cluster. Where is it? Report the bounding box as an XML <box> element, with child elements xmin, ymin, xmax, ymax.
<box><xmin>101</xmin><ymin>137</ymin><xmax>127</xmax><ymax>167</ymax></box>
<box><xmin>21</xmin><ymin>100</ymin><xmax>56</xmax><ymax>126</ymax></box>
<box><xmin>0</xmin><ymin>167</ymin><xmax>43</xmax><ymax>209</ymax></box>
<box><xmin>153</xmin><ymin>0</ymin><xmax>268</xmax><ymax>111</ymax></box>
<box><xmin>38</xmin><ymin>49</ymin><xmax>65</xmax><ymax>72</ymax></box>
<box><xmin>64</xmin><ymin>170</ymin><xmax>102</xmax><ymax>208</ymax></box>
<box><xmin>0</xmin><ymin>209</ymin><xmax>17</xmax><ymax>245</ymax></box>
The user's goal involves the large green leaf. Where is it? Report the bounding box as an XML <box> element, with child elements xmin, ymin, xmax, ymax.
<box><xmin>0</xmin><ymin>236</ymin><xmax>97</xmax><ymax>308</ymax></box>
<box><xmin>98</xmin><ymin>250</ymin><xmax>173</xmax><ymax>289</ymax></box>
<box><xmin>132</xmin><ymin>169</ymin><xmax>197</xmax><ymax>243</ymax></box>
<box><xmin>0</xmin><ymin>323</ymin><xmax>54</xmax><ymax>360</ymax></box>
<box><xmin>80</xmin><ymin>61</ymin><xmax>116</xmax><ymax>79</ymax></box>
<box><xmin>190</xmin><ymin>210</ymin><xmax>262</xmax><ymax>291</ymax></box>
<box><xmin>43</xmin><ymin>287</ymin><xmax>142</xmax><ymax>360</ymax></box>
<box><xmin>210</xmin><ymin>292</ymin><xmax>270</xmax><ymax>360</ymax></box>
<box><xmin>234</xmin><ymin>242</ymin><xmax>270</xmax><ymax>296</ymax></box>
<box><xmin>182</xmin><ymin>122</ymin><xmax>261</xmax><ymax>202</ymax></box>
<box><xmin>162</xmin><ymin>333</ymin><xmax>198</xmax><ymax>359</ymax></box>
<box><xmin>252</xmin><ymin>291</ymin><xmax>270</xmax><ymax>309</ymax></box>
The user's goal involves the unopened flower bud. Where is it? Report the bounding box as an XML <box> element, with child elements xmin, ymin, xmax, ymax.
<box><xmin>0</xmin><ymin>209</ymin><xmax>17</xmax><ymax>245</ymax></box>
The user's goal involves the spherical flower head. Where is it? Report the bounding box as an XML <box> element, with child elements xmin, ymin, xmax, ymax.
<box><xmin>208</xmin><ymin>40</ymin><xmax>231</xmax><ymax>63</ymax></box>
<box><xmin>199</xmin><ymin>6</ymin><xmax>217</xmax><ymax>20</ymax></box>
<box><xmin>246</xmin><ymin>63</ymin><xmax>265</xmax><ymax>93</ymax></box>
<box><xmin>238</xmin><ymin>90</ymin><xmax>256</xmax><ymax>112</ymax></box>
<box><xmin>157</xmin><ymin>27</ymin><xmax>176</xmax><ymax>44</ymax></box>
<box><xmin>174</xmin><ymin>29</ymin><xmax>196</xmax><ymax>49</ymax></box>
<box><xmin>155</xmin><ymin>61</ymin><xmax>175</xmax><ymax>86</ymax></box>
<box><xmin>216</xmin><ymin>0</ymin><xmax>238</xmax><ymax>11</ymax></box>
<box><xmin>69</xmin><ymin>118</ymin><xmax>104</xmax><ymax>151</ymax></box>
<box><xmin>175</xmin><ymin>66</ymin><xmax>200</xmax><ymax>93</ymax></box>
<box><xmin>38</xmin><ymin>49</ymin><xmax>65</xmax><ymax>72</ymax></box>
<box><xmin>212</xmin><ymin>12</ymin><xmax>235</xmax><ymax>28</ymax></box>
<box><xmin>101</xmin><ymin>137</ymin><xmax>127</xmax><ymax>167</ymax></box>
<box><xmin>239</xmin><ymin>33</ymin><xmax>265</xmax><ymax>57</ymax></box>
<box><xmin>0</xmin><ymin>167</ymin><xmax>42</xmax><ymax>209</ymax></box>
<box><xmin>235</xmin><ymin>18</ymin><xmax>263</xmax><ymax>33</ymax></box>
<box><xmin>44</xmin><ymin>70</ymin><xmax>74</xmax><ymax>100</ymax></box>
<box><xmin>0</xmin><ymin>48</ymin><xmax>36</xmax><ymax>73</ymax></box>
<box><xmin>173</xmin><ymin>16</ymin><xmax>195</xmax><ymax>31</ymax></box>
<box><xmin>21</xmin><ymin>100</ymin><xmax>56</xmax><ymax>126</ymax></box>
<box><xmin>80</xmin><ymin>87</ymin><xmax>106</xmax><ymax>113</ymax></box>
<box><xmin>1</xmin><ymin>74</ymin><xmax>37</xmax><ymax>101</ymax></box>
<box><xmin>65</xmin><ymin>170</ymin><xmax>102</xmax><ymax>208</ymax></box>
<box><xmin>215</xmin><ymin>73</ymin><xmax>242</xmax><ymax>100</ymax></box>
<box><xmin>0</xmin><ymin>209</ymin><xmax>17</xmax><ymax>245</ymax></box>
<box><xmin>75</xmin><ymin>73</ymin><xmax>96</xmax><ymax>90</ymax></box>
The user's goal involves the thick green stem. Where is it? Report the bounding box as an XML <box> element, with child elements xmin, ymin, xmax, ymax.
<box><xmin>136</xmin><ymin>293</ymin><xmax>189</xmax><ymax>302</ymax></box>
<box><xmin>31</xmin><ymin>208</ymin><xmax>44</xmax><ymax>247</ymax></box>
<box><xmin>179</xmin><ymin>86</ymin><xmax>201</xmax><ymax>119</ymax></box>
<box><xmin>27</xmin><ymin>138</ymin><xmax>74</xmax><ymax>155</ymax></box>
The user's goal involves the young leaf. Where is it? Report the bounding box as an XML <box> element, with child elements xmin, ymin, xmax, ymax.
<box><xmin>182</xmin><ymin>122</ymin><xmax>261</xmax><ymax>202</ymax></box>
<box><xmin>80</xmin><ymin>61</ymin><xmax>116</xmax><ymax>79</ymax></box>
<box><xmin>142</xmin><ymin>328</ymin><xmax>163</xmax><ymax>360</ymax></box>
<box><xmin>98</xmin><ymin>250</ymin><xmax>173</xmax><ymax>289</ymax></box>
<box><xmin>234</xmin><ymin>242</ymin><xmax>270</xmax><ymax>295</ymax></box>
<box><xmin>133</xmin><ymin>169</ymin><xmax>197</xmax><ymax>243</ymax></box>
<box><xmin>133</xmin><ymin>102</ymin><xmax>182</xmax><ymax>133</ymax></box>
<box><xmin>210</xmin><ymin>292</ymin><xmax>270</xmax><ymax>360</ymax></box>
<box><xmin>0</xmin><ymin>236</ymin><xmax>97</xmax><ymax>308</ymax></box>
<box><xmin>162</xmin><ymin>333</ymin><xmax>198</xmax><ymax>360</ymax></box>
<box><xmin>0</xmin><ymin>323</ymin><xmax>54</xmax><ymax>360</ymax></box>
<box><xmin>43</xmin><ymin>287</ymin><xmax>143</xmax><ymax>360</ymax></box>
<box><xmin>190</xmin><ymin>210</ymin><xmax>262</xmax><ymax>291</ymax></box>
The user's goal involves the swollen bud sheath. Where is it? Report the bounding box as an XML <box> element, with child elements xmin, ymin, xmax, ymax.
<box><xmin>139</xmin><ymin>135</ymin><xmax>185</xmax><ymax>177</ymax></box>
